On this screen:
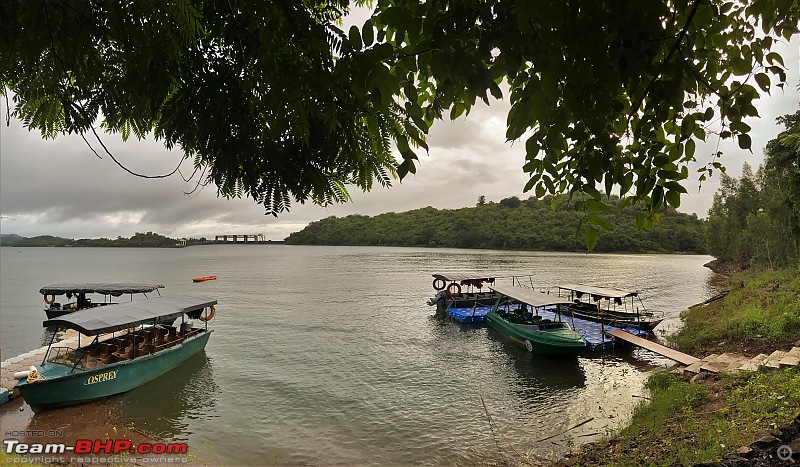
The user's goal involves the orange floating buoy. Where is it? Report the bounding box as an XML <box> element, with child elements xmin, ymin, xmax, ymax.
<box><xmin>192</xmin><ymin>276</ymin><xmax>217</xmax><ymax>282</ymax></box>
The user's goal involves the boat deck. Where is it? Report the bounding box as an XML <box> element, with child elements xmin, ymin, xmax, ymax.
<box><xmin>446</xmin><ymin>306</ymin><xmax>493</xmax><ymax>323</ymax></box>
<box><xmin>446</xmin><ymin>305</ymin><xmax>648</xmax><ymax>351</ymax></box>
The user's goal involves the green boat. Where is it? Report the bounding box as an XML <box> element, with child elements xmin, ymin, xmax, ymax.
<box><xmin>40</xmin><ymin>282</ymin><xmax>165</xmax><ymax>319</ymax></box>
<box><xmin>16</xmin><ymin>294</ymin><xmax>216</xmax><ymax>413</ymax></box>
<box><xmin>486</xmin><ymin>285</ymin><xmax>586</xmax><ymax>355</ymax></box>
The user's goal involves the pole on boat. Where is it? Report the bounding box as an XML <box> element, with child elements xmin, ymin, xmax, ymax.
<box><xmin>598</xmin><ymin>299</ymin><xmax>605</xmax><ymax>344</ymax></box>
<box><xmin>42</xmin><ymin>328</ymin><xmax>58</xmax><ymax>365</ymax></box>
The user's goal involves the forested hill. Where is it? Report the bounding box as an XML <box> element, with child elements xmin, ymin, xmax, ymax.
<box><xmin>285</xmin><ymin>196</ymin><xmax>707</xmax><ymax>253</ymax></box>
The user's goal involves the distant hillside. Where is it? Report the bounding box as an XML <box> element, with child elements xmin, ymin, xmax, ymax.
<box><xmin>12</xmin><ymin>235</ymin><xmax>74</xmax><ymax>247</ymax></box>
<box><xmin>0</xmin><ymin>234</ymin><xmax>23</xmax><ymax>246</ymax></box>
<box><xmin>285</xmin><ymin>195</ymin><xmax>707</xmax><ymax>254</ymax></box>
<box><xmin>11</xmin><ymin>232</ymin><xmax>191</xmax><ymax>248</ymax></box>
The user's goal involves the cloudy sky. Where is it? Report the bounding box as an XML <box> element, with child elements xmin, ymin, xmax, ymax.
<box><xmin>0</xmin><ymin>15</ymin><xmax>797</xmax><ymax>241</ymax></box>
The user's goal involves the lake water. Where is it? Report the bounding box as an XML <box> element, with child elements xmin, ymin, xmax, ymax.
<box><xmin>0</xmin><ymin>246</ymin><xmax>715</xmax><ymax>464</ymax></box>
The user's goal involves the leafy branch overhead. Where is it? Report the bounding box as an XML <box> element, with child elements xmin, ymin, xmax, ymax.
<box><xmin>1</xmin><ymin>1</ymin><xmax>798</xmax><ymax>227</ymax></box>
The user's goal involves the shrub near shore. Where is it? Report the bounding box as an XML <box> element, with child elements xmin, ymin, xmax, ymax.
<box><xmin>668</xmin><ymin>268</ymin><xmax>800</xmax><ymax>357</ymax></box>
<box><xmin>567</xmin><ymin>369</ymin><xmax>800</xmax><ymax>466</ymax></box>
<box><xmin>562</xmin><ymin>268</ymin><xmax>800</xmax><ymax>465</ymax></box>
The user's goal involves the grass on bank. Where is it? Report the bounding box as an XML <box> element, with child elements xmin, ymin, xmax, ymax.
<box><xmin>571</xmin><ymin>368</ymin><xmax>800</xmax><ymax>466</ymax></box>
<box><xmin>668</xmin><ymin>268</ymin><xmax>800</xmax><ymax>356</ymax></box>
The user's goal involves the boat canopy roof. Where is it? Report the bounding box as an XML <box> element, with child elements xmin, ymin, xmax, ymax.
<box><xmin>42</xmin><ymin>295</ymin><xmax>216</xmax><ymax>335</ymax></box>
<box><xmin>557</xmin><ymin>284</ymin><xmax>638</xmax><ymax>300</ymax></box>
<box><xmin>39</xmin><ymin>283</ymin><xmax>164</xmax><ymax>297</ymax></box>
<box><xmin>432</xmin><ymin>272</ymin><xmax>498</xmax><ymax>282</ymax></box>
<box><xmin>490</xmin><ymin>285</ymin><xmax>572</xmax><ymax>308</ymax></box>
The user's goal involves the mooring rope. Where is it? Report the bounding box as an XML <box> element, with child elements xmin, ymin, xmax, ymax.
<box><xmin>27</xmin><ymin>368</ymin><xmax>46</xmax><ymax>383</ymax></box>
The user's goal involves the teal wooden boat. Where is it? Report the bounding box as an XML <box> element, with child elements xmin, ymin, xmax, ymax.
<box><xmin>16</xmin><ymin>295</ymin><xmax>216</xmax><ymax>413</ymax></box>
<box><xmin>40</xmin><ymin>283</ymin><xmax>165</xmax><ymax>319</ymax></box>
<box><xmin>486</xmin><ymin>285</ymin><xmax>586</xmax><ymax>355</ymax></box>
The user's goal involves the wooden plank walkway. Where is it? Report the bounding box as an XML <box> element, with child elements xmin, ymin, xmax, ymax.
<box><xmin>605</xmin><ymin>329</ymin><xmax>701</xmax><ymax>365</ymax></box>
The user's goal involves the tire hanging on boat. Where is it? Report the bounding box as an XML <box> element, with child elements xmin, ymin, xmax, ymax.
<box><xmin>199</xmin><ymin>305</ymin><xmax>216</xmax><ymax>322</ymax></box>
<box><xmin>43</xmin><ymin>295</ymin><xmax>56</xmax><ymax>305</ymax></box>
<box><xmin>447</xmin><ymin>283</ymin><xmax>462</xmax><ymax>296</ymax></box>
<box><xmin>432</xmin><ymin>278</ymin><xmax>446</xmax><ymax>291</ymax></box>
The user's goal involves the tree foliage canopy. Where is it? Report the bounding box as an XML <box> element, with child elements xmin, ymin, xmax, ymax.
<box><xmin>285</xmin><ymin>195</ymin><xmax>707</xmax><ymax>254</ymax></box>
<box><xmin>2</xmin><ymin>1</ymin><xmax>798</xmax><ymax>226</ymax></box>
<box><xmin>706</xmin><ymin>113</ymin><xmax>800</xmax><ymax>268</ymax></box>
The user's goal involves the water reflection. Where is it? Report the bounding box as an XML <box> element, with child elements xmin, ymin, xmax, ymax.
<box><xmin>120</xmin><ymin>353</ymin><xmax>218</xmax><ymax>440</ymax></box>
<box><xmin>487</xmin><ymin>327</ymin><xmax>586</xmax><ymax>393</ymax></box>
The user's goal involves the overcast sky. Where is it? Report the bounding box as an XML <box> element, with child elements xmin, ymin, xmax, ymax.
<box><xmin>1</xmin><ymin>13</ymin><xmax>797</xmax><ymax>241</ymax></box>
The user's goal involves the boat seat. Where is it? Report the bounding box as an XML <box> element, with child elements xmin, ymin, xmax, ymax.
<box><xmin>127</xmin><ymin>335</ymin><xmax>145</xmax><ymax>347</ymax></box>
<box><xmin>154</xmin><ymin>326</ymin><xmax>170</xmax><ymax>344</ymax></box>
<box><xmin>88</xmin><ymin>346</ymin><xmax>105</xmax><ymax>358</ymax></box>
<box><xmin>113</xmin><ymin>346</ymin><xmax>137</xmax><ymax>361</ymax></box>
<box><xmin>141</xmin><ymin>343</ymin><xmax>157</xmax><ymax>354</ymax></box>
<box><xmin>102</xmin><ymin>353</ymin><xmax>122</xmax><ymax>365</ymax></box>
<box><xmin>140</xmin><ymin>330</ymin><xmax>157</xmax><ymax>343</ymax></box>
<box><xmin>93</xmin><ymin>343</ymin><xmax>118</xmax><ymax>357</ymax></box>
<box><xmin>111</xmin><ymin>338</ymin><xmax>131</xmax><ymax>351</ymax></box>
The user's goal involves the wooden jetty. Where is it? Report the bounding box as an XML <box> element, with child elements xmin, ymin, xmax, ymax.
<box><xmin>605</xmin><ymin>329</ymin><xmax>701</xmax><ymax>365</ymax></box>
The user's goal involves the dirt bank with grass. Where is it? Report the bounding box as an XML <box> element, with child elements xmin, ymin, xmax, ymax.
<box><xmin>559</xmin><ymin>267</ymin><xmax>800</xmax><ymax>466</ymax></box>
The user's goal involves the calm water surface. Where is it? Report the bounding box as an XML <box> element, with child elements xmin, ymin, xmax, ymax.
<box><xmin>0</xmin><ymin>246</ymin><xmax>715</xmax><ymax>464</ymax></box>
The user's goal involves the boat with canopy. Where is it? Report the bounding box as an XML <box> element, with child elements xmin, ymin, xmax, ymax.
<box><xmin>15</xmin><ymin>295</ymin><xmax>217</xmax><ymax>413</ymax></box>
<box><xmin>555</xmin><ymin>284</ymin><xmax>664</xmax><ymax>332</ymax></box>
<box><xmin>487</xmin><ymin>285</ymin><xmax>586</xmax><ymax>355</ymax></box>
<box><xmin>39</xmin><ymin>283</ymin><xmax>164</xmax><ymax>319</ymax></box>
<box><xmin>427</xmin><ymin>272</ymin><xmax>542</xmax><ymax>318</ymax></box>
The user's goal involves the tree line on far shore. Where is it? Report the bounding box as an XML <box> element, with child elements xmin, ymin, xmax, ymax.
<box><xmin>284</xmin><ymin>195</ymin><xmax>706</xmax><ymax>254</ymax></box>
<box><xmin>6</xmin><ymin>232</ymin><xmax>209</xmax><ymax>248</ymax></box>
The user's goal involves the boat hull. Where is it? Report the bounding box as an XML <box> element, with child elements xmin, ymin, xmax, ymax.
<box><xmin>486</xmin><ymin>312</ymin><xmax>585</xmax><ymax>355</ymax></box>
<box><xmin>17</xmin><ymin>331</ymin><xmax>211</xmax><ymax>413</ymax></box>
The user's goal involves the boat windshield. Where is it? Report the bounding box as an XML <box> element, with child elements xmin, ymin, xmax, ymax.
<box><xmin>46</xmin><ymin>346</ymin><xmax>96</xmax><ymax>371</ymax></box>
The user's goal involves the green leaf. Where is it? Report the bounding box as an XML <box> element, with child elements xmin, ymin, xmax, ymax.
<box><xmin>685</xmin><ymin>139</ymin><xmax>696</xmax><ymax>159</ymax></box>
<box><xmin>585</xmin><ymin>226</ymin><xmax>598</xmax><ymax>251</ymax></box>
<box><xmin>665</xmin><ymin>190</ymin><xmax>681</xmax><ymax>208</ymax></box>
<box><xmin>754</xmin><ymin>73</ymin><xmax>770</xmax><ymax>92</ymax></box>
<box><xmin>730</xmin><ymin>121</ymin><xmax>751</xmax><ymax>133</ymax></box>
<box><xmin>738</xmin><ymin>133</ymin><xmax>752</xmax><ymax>150</ymax></box>
<box><xmin>586</xmin><ymin>199</ymin><xmax>609</xmax><ymax>212</ymax></box>
<box><xmin>349</xmin><ymin>25</ymin><xmax>362</xmax><ymax>51</ymax></box>
<box><xmin>766</xmin><ymin>52</ymin><xmax>785</xmax><ymax>66</ymax></box>
<box><xmin>587</xmin><ymin>213</ymin><xmax>610</xmax><ymax>231</ymax></box>
<box><xmin>362</xmin><ymin>21</ymin><xmax>374</xmax><ymax>47</ymax></box>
